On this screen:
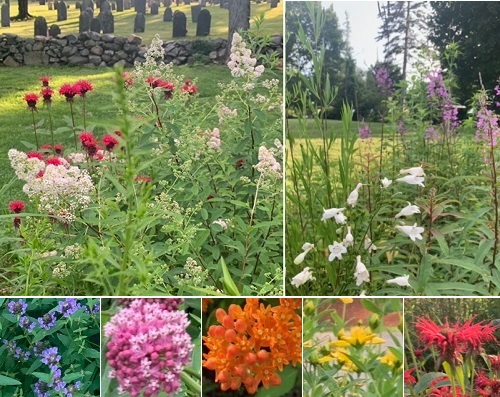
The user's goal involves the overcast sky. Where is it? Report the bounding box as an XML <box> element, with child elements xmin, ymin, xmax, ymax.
<box><xmin>322</xmin><ymin>1</ymin><xmax>381</xmax><ymax>69</ymax></box>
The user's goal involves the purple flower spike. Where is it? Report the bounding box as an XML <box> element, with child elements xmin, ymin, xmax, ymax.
<box><xmin>8</xmin><ymin>299</ymin><xmax>28</xmax><ymax>315</ymax></box>
<box><xmin>34</xmin><ymin>380</ymin><xmax>50</xmax><ymax>397</ymax></box>
<box><xmin>19</xmin><ymin>316</ymin><xmax>36</xmax><ymax>333</ymax></box>
<box><xmin>56</xmin><ymin>299</ymin><xmax>82</xmax><ymax>318</ymax></box>
<box><xmin>38</xmin><ymin>312</ymin><xmax>57</xmax><ymax>330</ymax></box>
<box><xmin>41</xmin><ymin>346</ymin><xmax>61</xmax><ymax>371</ymax></box>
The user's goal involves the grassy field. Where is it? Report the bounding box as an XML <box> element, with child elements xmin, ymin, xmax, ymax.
<box><xmin>286</xmin><ymin>118</ymin><xmax>385</xmax><ymax>139</ymax></box>
<box><xmin>0</xmin><ymin>64</ymin><xmax>281</xmax><ymax>204</ymax></box>
<box><xmin>2</xmin><ymin>1</ymin><xmax>283</xmax><ymax>44</ymax></box>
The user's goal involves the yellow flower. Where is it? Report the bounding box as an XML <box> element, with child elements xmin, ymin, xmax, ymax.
<box><xmin>303</xmin><ymin>339</ymin><xmax>313</xmax><ymax>348</ymax></box>
<box><xmin>334</xmin><ymin>326</ymin><xmax>385</xmax><ymax>348</ymax></box>
<box><xmin>340</xmin><ymin>298</ymin><xmax>353</xmax><ymax>304</ymax></box>
<box><xmin>378</xmin><ymin>350</ymin><xmax>400</xmax><ymax>369</ymax></box>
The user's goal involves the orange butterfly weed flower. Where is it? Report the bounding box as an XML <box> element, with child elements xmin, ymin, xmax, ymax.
<box><xmin>203</xmin><ymin>298</ymin><xmax>302</xmax><ymax>394</ymax></box>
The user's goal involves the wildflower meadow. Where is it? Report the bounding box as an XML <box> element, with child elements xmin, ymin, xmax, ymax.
<box><xmin>0</xmin><ymin>297</ymin><xmax>100</xmax><ymax>397</ymax></box>
<box><xmin>303</xmin><ymin>298</ymin><xmax>403</xmax><ymax>397</ymax></box>
<box><xmin>0</xmin><ymin>32</ymin><xmax>283</xmax><ymax>297</ymax></box>
<box><xmin>286</xmin><ymin>3</ymin><xmax>500</xmax><ymax>296</ymax></box>
<box><xmin>405</xmin><ymin>298</ymin><xmax>500</xmax><ymax>397</ymax></box>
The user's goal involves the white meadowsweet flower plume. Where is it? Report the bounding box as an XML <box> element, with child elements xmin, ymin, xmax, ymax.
<box><xmin>328</xmin><ymin>241</ymin><xmax>347</xmax><ymax>261</ymax></box>
<box><xmin>381</xmin><ymin>177</ymin><xmax>392</xmax><ymax>188</ymax></box>
<box><xmin>387</xmin><ymin>274</ymin><xmax>411</xmax><ymax>287</ymax></box>
<box><xmin>343</xmin><ymin>226</ymin><xmax>354</xmax><ymax>247</ymax></box>
<box><xmin>347</xmin><ymin>183</ymin><xmax>363</xmax><ymax>208</ymax></box>
<box><xmin>396</xmin><ymin>174</ymin><xmax>425</xmax><ymax>187</ymax></box>
<box><xmin>400</xmin><ymin>165</ymin><xmax>425</xmax><ymax>176</ymax></box>
<box><xmin>291</xmin><ymin>267</ymin><xmax>315</xmax><ymax>288</ymax></box>
<box><xmin>395</xmin><ymin>202</ymin><xmax>421</xmax><ymax>218</ymax></box>
<box><xmin>321</xmin><ymin>207</ymin><xmax>346</xmax><ymax>222</ymax></box>
<box><xmin>354</xmin><ymin>256</ymin><xmax>370</xmax><ymax>286</ymax></box>
<box><xmin>395</xmin><ymin>223</ymin><xmax>425</xmax><ymax>241</ymax></box>
<box><xmin>364</xmin><ymin>236</ymin><xmax>377</xmax><ymax>252</ymax></box>
<box><xmin>293</xmin><ymin>243</ymin><xmax>315</xmax><ymax>265</ymax></box>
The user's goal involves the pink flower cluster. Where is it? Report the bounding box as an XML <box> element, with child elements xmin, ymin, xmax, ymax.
<box><xmin>476</xmin><ymin>108</ymin><xmax>500</xmax><ymax>147</ymax></box>
<box><xmin>207</xmin><ymin>128</ymin><xmax>221</xmax><ymax>151</ymax></box>
<box><xmin>105</xmin><ymin>299</ymin><xmax>193</xmax><ymax>397</ymax></box>
<box><xmin>426</xmin><ymin>70</ymin><xmax>460</xmax><ymax>128</ymax></box>
<box><xmin>254</xmin><ymin>142</ymin><xmax>282</xmax><ymax>178</ymax></box>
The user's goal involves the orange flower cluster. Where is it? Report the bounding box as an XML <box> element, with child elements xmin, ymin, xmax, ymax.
<box><xmin>203</xmin><ymin>298</ymin><xmax>302</xmax><ymax>394</ymax></box>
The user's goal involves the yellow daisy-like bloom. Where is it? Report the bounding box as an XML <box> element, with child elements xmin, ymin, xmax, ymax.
<box><xmin>378</xmin><ymin>350</ymin><xmax>400</xmax><ymax>369</ymax></box>
<box><xmin>318</xmin><ymin>347</ymin><xmax>358</xmax><ymax>372</ymax></box>
<box><xmin>330</xmin><ymin>326</ymin><xmax>385</xmax><ymax>348</ymax></box>
<box><xmin>339</xmin><ymin>298</ymin><xmax>353</xmax><ymax>304</ymax></box>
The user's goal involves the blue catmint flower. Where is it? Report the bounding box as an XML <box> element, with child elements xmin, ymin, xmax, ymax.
<box><xmin>8</xmin><ymin>299</ymin><xmax>28</xmax><ymax>315</ymax></box>
<box><xmin>38</xmin><ymin>312</ymin><xmax>57</xmax><ymax>330</ymax></box>
<box><xmin>19</xmin><ymin>316</ymin><xmax>36</xmax><ymax>333</ymax></box>
<box><xmin>56</xmin><ymin>299</ymin><xmax>82</xmax><ymax>318</ymax></box>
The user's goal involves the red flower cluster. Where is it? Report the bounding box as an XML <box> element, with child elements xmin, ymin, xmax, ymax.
<box><xmin>182</xmin><ymin>79</ymin><xmax>198</xmax><ymax>95</ymax></box>
<box><xmin>9</xmin><ymin>201</ymin><xmax>25</xmax><ymax>214</ymax></box>
<box><xmin>135</xmin><ymin>175</ymin><xmax>152</xmax><ymax>183</ymax></box>
<box><xmin>79</xmin><ymin>131</ymin><xmax>100</xmax><ymax>158</ymax></box>
<box><xmin>41</xmin><ymin>87</ymin><xmax>54</xmax><ymax>104</ymax></box>
<box><xmin>40</xmin><ymin>75</ymin><xmax>52</xmax><ymax>87</ymax></box>
<box><xmin>102</xmin><ymin>134</ymin><xmax>119</xmax><ymax>151</ymax></box>
<box><xmin>27</xmin><ymin>151</ymin><xmax>44</xmax><ymax>161</ymax></box>
<box><xmin>146</xmin><ymin>76</ymin><xmax>176</xmax><ymax>99</ymax></box>
<box><xmin>76</xmin><ymin>80</ymin><xmax>93</xmax><ymax>97</ymax></box>
<box><xmin>24</xmin><ymin>93</ymin><xmax>39</xmax><ymax>110</ymax></box>
<box><xmin>46</xmin><ymin>157</ymin><xmax>64</xmax><ymax>166</ymax></box>
<box><xmin>476</xmin><ymin>372</ymin><xmax>500</xmax><ymax>397</ymax></box>
<box><xmin>122</xmin><ymin>72</ymin><xmax>135</xmax><ymax>87</ymax></box>
<box><xmin>59</xmin><ymin>83</ymin><xmax>79</xmax><ymax>102</ymax></box>
<box><xmin>415</xmin><ymin>317</ymin><xmax>497</xmax><ymax>367</ymax></box>
<box><xmin>404</xmin><ymin>368</ymin><xmax>416</xmax><ymax>385</ymax></box>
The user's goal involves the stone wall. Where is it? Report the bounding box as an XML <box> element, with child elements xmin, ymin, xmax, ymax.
<box><xmin>0</xmin><ymin>32</ymin><xmax>283</xmax><ymax>67</ymax></box>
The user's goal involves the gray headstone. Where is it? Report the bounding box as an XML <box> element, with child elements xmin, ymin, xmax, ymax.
<box><xmin>34</xmin><ymin>16</ymin><xmax>48</xmax><ymax>36</ymax></box>
<box><xmin>196</xmin><ymin>8</ymin><xmax>210</xmax><ymax>36</ymax></box>
<box><xmin>220</xmin><ymin>1</ymin><xmax>228</xmax><ymax>9</ymax></box>
<box><xmin>134</xmin><ymin>12</ymin><xmax>145</xmax><ymax>32</ymax></box>
<box><xmin>48</xmin><ymin>1</ymin><xmax>53</xmax><ymax>10</ymax></box>
<box><xmin>163</xmin><ymin>6</ymin><xmax>172</xmax><ymax>21</ymax></box>
<box><xmin>172</xmin><ymin>10</ymin><xmax>186</xmax><ymax>37</ymax></box>
<box><xmin>79</xmin><ymin>10</ymin><xmax>91</xmax><ymax>31</ymax></box>
<box><xmin>200</xmin><ymin>0</ymin><xmax>206</xmax><ymax>6</ymax></box>
<box><xmin>150</xmin><ymin>1</ymin><xmax>158</xmax><ymax>14</ymax></box>
<box><xmin>111</xmin><ymin>1</ymin><xmax>116</xmax><ymax>10</ymax></box>
<box><xmin>75</xmin><ymin>1</ymin><xmax>80</xmax><ymax>9</ymax></box>
<box><xmin>57</xmin><ymin>1</ymin><xmax>68</xmax><ymax>21</ymax></box>
<box><xmin>85</xmin><ymin>6</ymin><xmax>94</xmax><ymax>19</ymax></box>
<box><xmin>95</xmin><ymin>0</ymin><xmax>101</xmax><ymax>8</ymax></box>
<box><xmin>100</xmin><ymin>0</ymin><xmax>111</xmax><ymax>12</ymax></box>
<box><xmin>135</xmin><ymin>0</ymin><xmax>145</xmax><ymax>14</ymax></box>
<box><xmin>116</xmin><ymin>0</ymin><xmax>123</xmax><ymax>11</ymax></box>
<box><xmin>123</xmin><ymin>0</ymin><xmax>130</xmax><ymax>9</ymax></box>
<box><xmin>49</xmin><ymin>24</ymin><xmax>61</xmax><ymax>37</ymax></box>
<box><xmin>90</xmin><ymin>16</ymin><xmax>101</xmax><ymax>32</ymax></box>
<box><xmin>82</xmin><ymin>0</ymin><xmax>94</xmax><ymax>10</ymax></box>
<box><xmin>163</xmin><ymin>0</ymin><xmax>171</xmax><ymax>6</ymax></box>
<box><xmin>1</xmin><ymin>3</ymin><xmax>9</xmax><ymax>28</ymax></box>
<box><xmin>270</xmin><ymin>0</ymin><xmax>277</xmax><ymax>8</ymax></box>
<box><xmin>184</xmin><ymin>0</ymin><xmax>190</xmax><ymax>4</ymax></box>
<box><xmin>101</xmin><ymin>10</ymin><xmax>114</xmax><ymax>32</ymax></box>
<box><xmin>39</xmin><ymin>0</ymin><xmax>46</xmax><ymax>5</ymax></box>
<box><xmin>191</xmin><ymin>4</ymin><xmax>200</xmax><ymax>22</ymax></box>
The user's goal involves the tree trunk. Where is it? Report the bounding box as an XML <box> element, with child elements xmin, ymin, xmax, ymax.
<box><xmin>227</xmin><ymin>0</ymin><xmax>250</xmax><ymax>59</ymax></box>
<box><xmin>13</xmin><ymin>0</ymin><xmax>33</xmax><ymax>20</ymax></box>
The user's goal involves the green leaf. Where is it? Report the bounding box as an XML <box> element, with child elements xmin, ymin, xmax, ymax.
<box><xmin>0</xmin><ymin>374</ymin><xmax>22</xmax><ymax>386</ymax></box>
<box><xmin>255</xmin><ymin>366</ymin><xmax>299</xmax><ymax>397</ymax></box>
<box><xmin>83</xmin><ymin>348</ymin><xmax>100</xmax><ymax>359</ymax></box>
<box><xmin>413</xmin><ymin>372</ymin><xmax>448</xmax><ymax>394</ymax></box>
<box><xmin>220</xmin><ymin>257</ymin><xmax>240</xmax><ymax>296</ymax></box>
<box><xmin>32</xmin><ymin>372</ymin><xmax>52</xmax><ymax>384</ymax></box>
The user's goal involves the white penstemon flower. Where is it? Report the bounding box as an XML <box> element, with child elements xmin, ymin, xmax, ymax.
<box><xmin>400</xmin><ymin>165</ymin><xmax>425</xmax><ymax>176</ymax></box>
<box><xmin>328</xmin><ymin>241</ymin><xmax>347</xmax><ymax>261</ymax></box>
<box><xmin>293</xmin><ymin>243</ymin><xmax>314</xmax><ymax>265</ymax></box>
<box><xmin>291</xmin><ymin>267</ymin><xmax>315</xmax><ymax>288</ymax></box>
<box><xmin>387</xmin><ymin>274</ymin><xmax>411</xmax><ymax>287</ymax></box>
<box><xmin>347</xmin><ymin>183</ymin><xmax>363</xmax><ymax>207</ymax></box>
<box><xmin>395</xmin><ymin>202</ymin><xmax>420</xmax><ymax>218</ymax></box>
<box><xmin>395</xmin><ymin>223</ymin><xmax>425</xmax><ymax>241</ymax></box>
<box><xmin>364</xmin><ymin>236</ymin><xmax>377</xmax><ymax>252</ymax></box>
<box><xmin>321</xmin><ymin>207</ymin><xmax>347</xmax><ymax>224</ymax></box>
<box><xmin>343</xmin><ymin>226</ymin><xmax>354</xmax><ymax>247</ymax></box>
<box><xmin>381</xmin><ymin>177</ymin><xmax>392</xmax><ymax>188</ymax></box>
<box><xmin>354</xmin><ymin>256</ymin><xmax>370</xmax><ymax>286</ymax></box>
<box><xmin>396</xmin><ymin>174</ymin><xmax>425</xmax><ymax>187</ymax></box>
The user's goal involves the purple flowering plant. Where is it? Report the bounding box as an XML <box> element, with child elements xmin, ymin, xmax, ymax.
<box><xmin>101</xmin><ymin>298</ymin><xmax>201</xmax><ymax>397</ymax></box>
<box><xmin>0</xmin><ymin>298</ymin><xmax>100</xmax><ymax>397</ymax></box>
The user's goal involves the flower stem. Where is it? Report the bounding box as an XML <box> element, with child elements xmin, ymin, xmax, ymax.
<box><xmin>31</xmin><ymin>110</ymin><xmax>39</xmax><ymax>150</ymax></box>
<box><xmin>47</xmin><ymin>107</ymin><xmax>55</xmax><ymax>155</ymax></box>
<box><xmin>69</xmin><ymin>101</ymin><xmax>78</xmax><ymax>151</ymax></box>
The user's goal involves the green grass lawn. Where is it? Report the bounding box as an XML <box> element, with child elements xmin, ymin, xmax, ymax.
<box><xmin>0</xmin><ymin>64</ymin><xmax>282</xmax><ymax>205</ymax></box>
<box><xmin>3</xmin><ymin>1</ymin><xmax>283</xmax><ymax>44</ymax></box>
<box><xmin>286</xmin><ymin>118</ymin><xmax>385</xmax><ymax>139</ymax></box>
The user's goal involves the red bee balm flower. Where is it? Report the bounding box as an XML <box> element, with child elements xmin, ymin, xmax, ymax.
<box><xmin>9</xmin><ymin>201</ymin><xmax>25</xmax><ymax>214</ymax></box>
<box><xmin>41</xmin><ymin>87</ymin><xmax>53</xmax><ymax>103</ymax></box>
<box><xmin>54</xmin><ymin>144</ymin><xmax>64</xmax><ymax>155</ymax></box>
<box><xmin>182</xmin><ymin>79</ymin><xmax>198</xmax><ymax>95</ymax></box>
<box><xmin>24</xmin><ymin>93</ymin><xmax>39</xmax><ymax>109</ymax></box>
<box><xmin>46</xmin><ymin>157</ymin><xmax>63</xmax><ymax>166</ymax></box>
<box><xmin>102</xmin><ymin>134</ymin><xmax>119</xmax><ymax>151</ymax></box>
<box><xmin>75</xmin><ymin>80</ymin><xmax>93</xmax><ymax>97</ymax></box>
<box><xmin>40</xmin><ymin>76</ymin><xmax>52</xmax><ymax>87</ymax></box>
<box><xmin>59</xmin><ymin>83</ymin><xmax>79</xmax><ymax>102</ymax></box>
<box><xmin>122</xmin><ymin>72</ymin><xmax>134</xmax><ymax>87</ymax></box>
<box><xmin>415</xmin><ymin>316</ymin><xmax>497</xmax><ymax>367</ymax></box>
<box><xmin>27</xmin><ymin>151</ymin><xmax>44</xmax><ymax>160</ymax></box>
<box><xmin>476</xmin><ymin>372</ymin><xmax>500</xmax><ymax>397</ymax></box>
<box><xmin>404</xmin><ymin>368</ymin><xmax>417</xmax><ymax>385</ymax></box>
